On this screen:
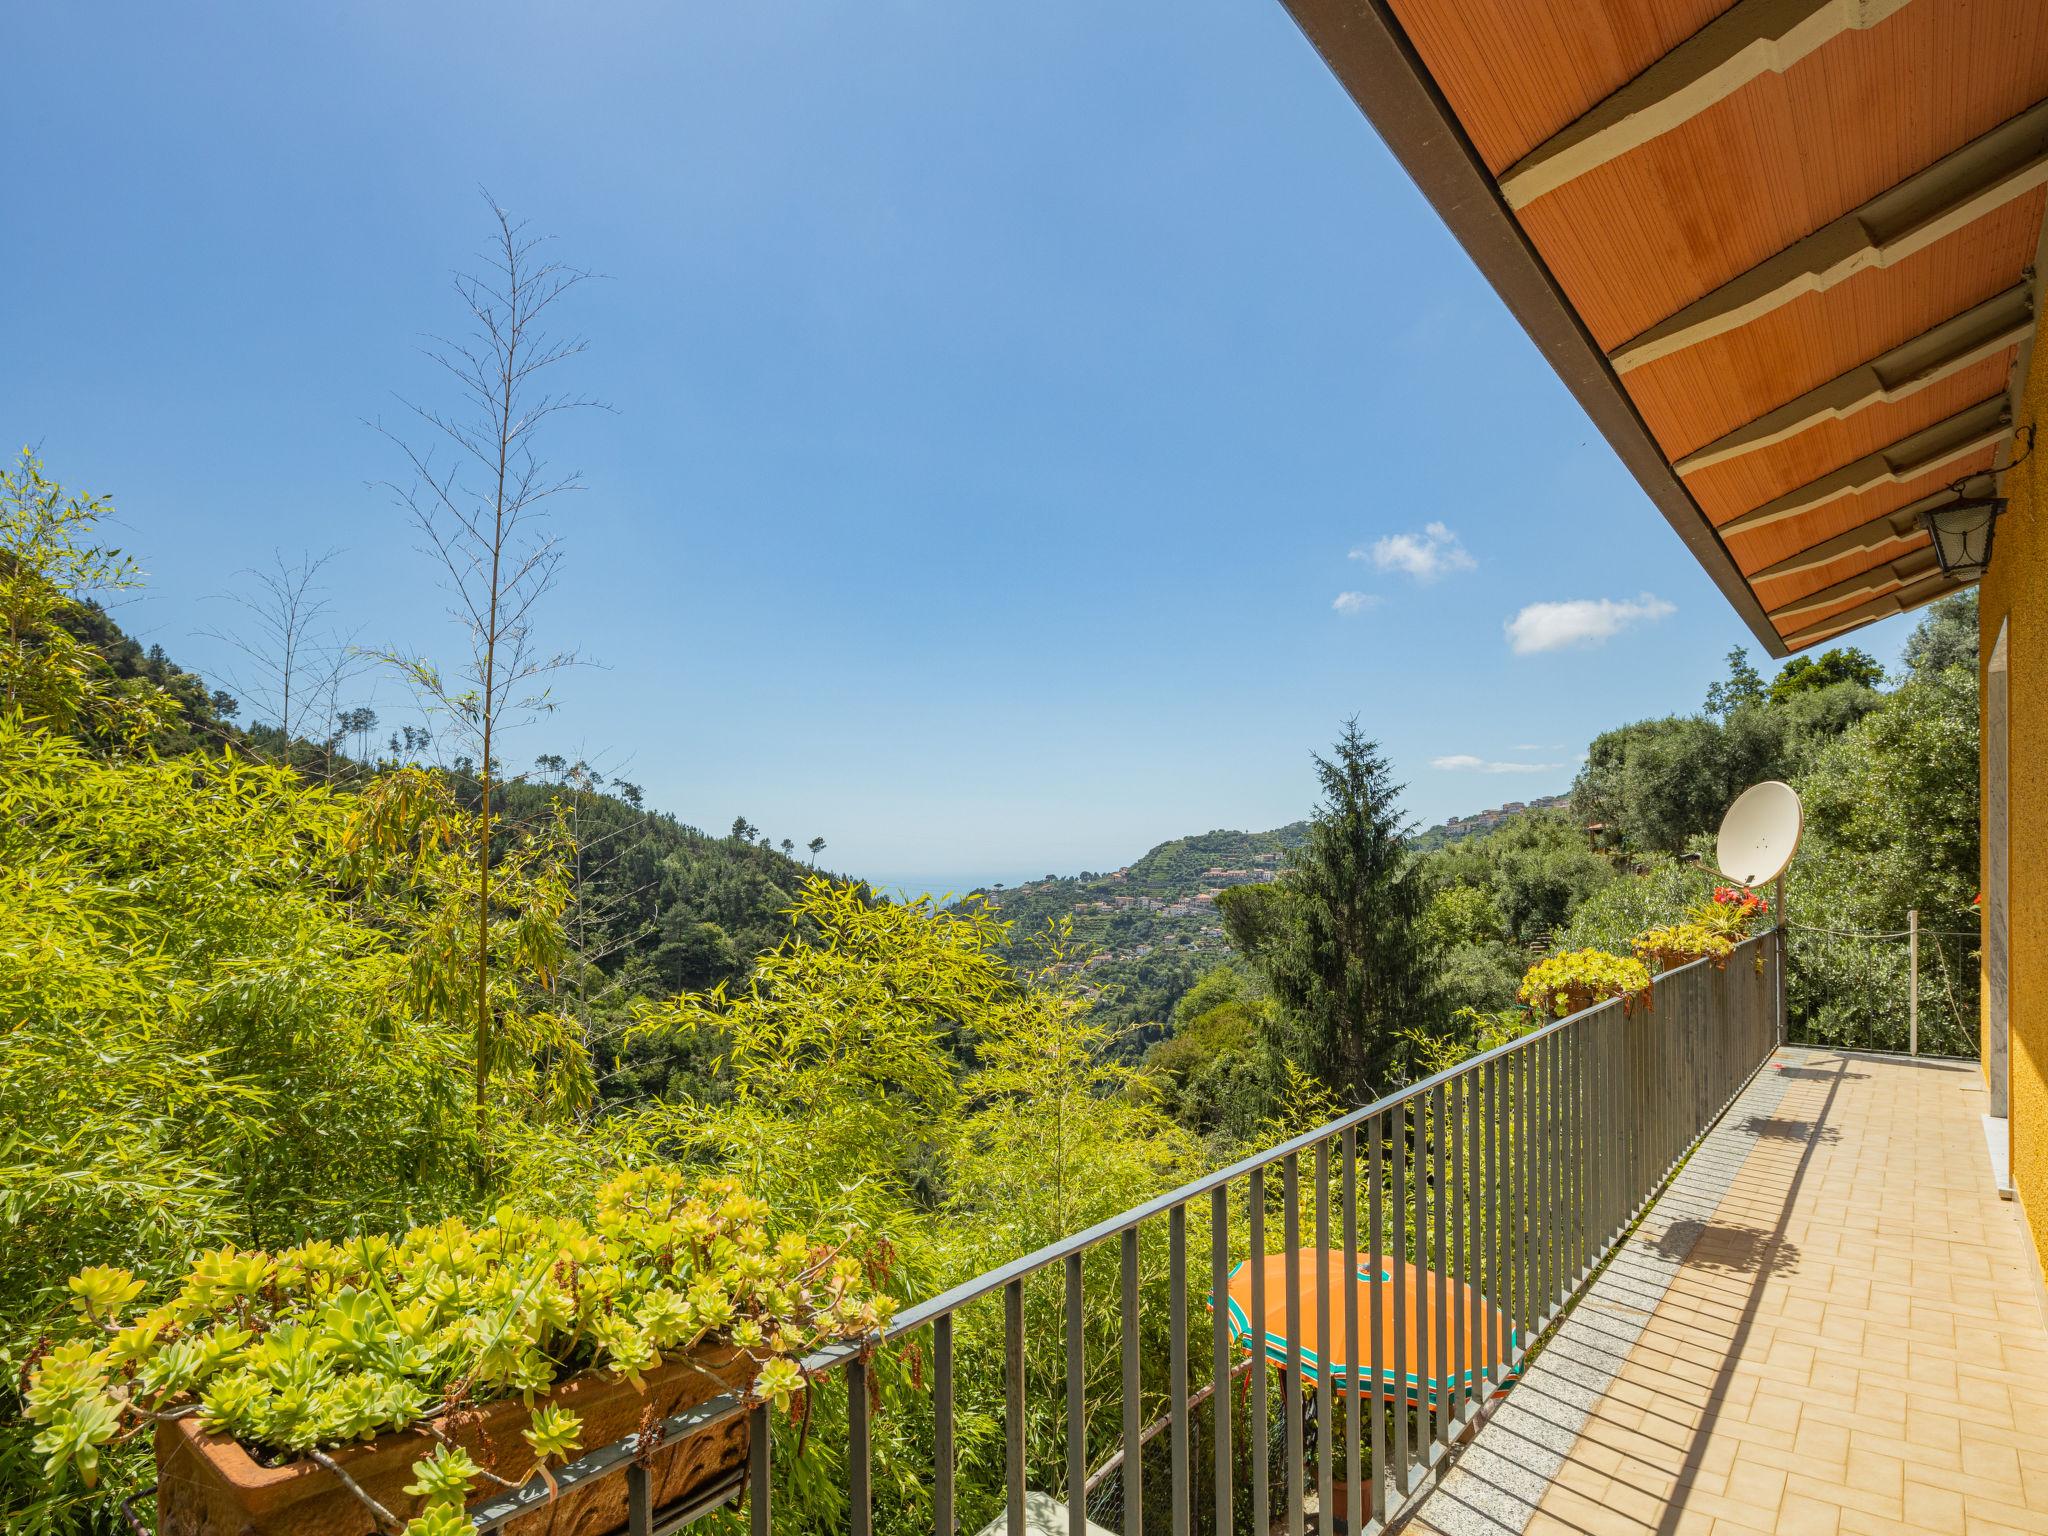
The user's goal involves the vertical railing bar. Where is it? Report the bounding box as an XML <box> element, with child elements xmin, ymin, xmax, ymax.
<box><xmin>1450</xmin><ymin>1071</ymin><xmax>1467</xmax><ymax>1426</ymax></box>
<box><xmin>935</xmin><ymin>1313</ymin><xmax>955</xmax><ymax>1536</ymax></box>
<box><xmin>1524</xmin><ymin>1037</ymin><xmax>1540</xmax><ymax>1339</ymax></box>
<box><xmin>1006</xmin><ymin>1280</ymin><xmax>1026</xmax><ymax>1536</ymax></box>
<box><xmin>1250</xmin><ymin>1175</ymin><xmax>1268</xmax><ymax>1536</ymax></box>
<box><xmin>1391</xmin><ymin>1105</ymin><xmax>1408</xmax><ymax>1500</ymax></box>
<box><xmin>1572</xmin><ymin>1028</ymin><xmax>1589</xmax><ymax>1294</ymax></box>
<box><xmin>1431</xmin><ymin>1082</ymin><xmax>1449</xmax><ymax>1450</ymax></box>
<box><xmin>1342</xmin><ymin>1127</ymin><xmax>1361</xmax><ymax>1534</ymax></box>
<box><xmin>1066</xmin><ymin>1255</ymin><xmax>1085</xmax><ymax>1536</ymax></box>
<box><xmin>1315</xmin><ymin>1142</ymin><xmax>1333</xmax><ymax>1534</ymax></box>
<box><xmin>1572</xmin><ymin>1020</ymin><xmax>1585</xmax><ymax>1283</ymax></box>
<box><xmin>1593</xmin><ymin>1011</ymin><xmax>1609</xmax><ymax>1260</ymax></box>
<box><xmin>1538</xmin><ymin>1028</ymin><xmax>1552</xmax><ymax>1329</ymax></box>
<box><xmin>1464</xmin><ymin>1064</ymin><xmax>1481</xmax><ymax>1416</ymax></box>
<box><xmin>1600</xmin><ymin>1008</ymin><xmax>1612</xmax><ymax>1256</ymax></box>
<box><xmin>1631</xmin><ymin>994</ymin><xmax>1644</xmax><ymax>1221</ymax></box>
<box><xmin>1586</xmin><ymin>1016</ymin><xmax>1596</xmax><ymax>1273</ymax></box>
<box><xmin>1503</xmin><ymin>1048</ymin><xmax>1517</xmax><ymax>1373</ymax></box>
<box><xmin>1471</xmin><ymin>1058</ymin><xmax>1485</xmax><ymax>1400</ymax></box>
<box><xmin>1122</xmin><ymin>1227</ymin><xmax>1143</xmax><ymax>1536</ymax></box>
<box><xmin>1171</xmin><ymin>1203</ymin><xmax>1191</xmax><ymax>1536</ymax></box>
<box><xmin>1412</xmin><ymin>1095</ymin><xmax>1431</xmax><ymax>1456</ymax></box>
<box><xmin>1548</xmin><ymin>1024</ymin><xmax>1564</xmax><ymax>1310</ymax></box>
<box><xmin>1545</xmin><ymin>1027</ymin><xmax>1558</xmax><ymax>1322</ymax></box>
<box><xmin>1515</xmin><ymin>1048</ymin><xmax>1531</xmax><ymax>1359</ymax></box>
<box><xmin>1545</xmin><ymin>1027</ymin><xmax>1560</xmax><ymax>1321</ymax></box>
<box><xmin>1611</xmin><ymin>1005</ymin><xmax>1623</xmax><ymax>1249</ymax></box>
<box><xmin>1212</xmin><ymin>1183</ymin><xmax>1233</xmax><ymax>1536</ymax></box>
<box><xmin>628</xmin><ymin>1464</ymin><xmax>652</xmax><ymax>1536</ymax></box>
<box><xmin>1283</xmin><ymin>1154</ymin><xmax>1305</xmax><ymax>1536</ymax></box>
<box><xmin>1368</xmin><ymin>1110</ymin><xmax>1387</xmax><ymax>1526</ymax></box>
<box><xmin>1588</xmin><ymin>1015</ymin><xmax>1599</xmax><ymax>1266</ymax></box>
<box><xmin>1484</xmin><ymin>1056</ymin><xmax>1502</xmax><ymax>1388</ymax></box>
<box><xmin>1470</xmin><ymin>1062</ymin><xmax>1485</xmax><ymax>1405</ymax></box>
<box><xmin>748</xmin><ymin>1403</ymin><xmax>770</xmax><ymax>1536</ymax></box>
<box><xmin>850</xmin><ymin>1354</ymin><xmax>873</xmax><ymax>1536</ymax></box>
<box><xmin>1552</xmin><ymin>1022</ymin><xmax>1566</xmax><ymax>1299</ymax></box>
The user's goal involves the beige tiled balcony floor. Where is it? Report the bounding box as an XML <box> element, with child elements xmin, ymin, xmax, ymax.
<box><xmin>1414</xmin><ymin>1050</ymin><xmax>2048</xmax><ymax>1536</ymax></box>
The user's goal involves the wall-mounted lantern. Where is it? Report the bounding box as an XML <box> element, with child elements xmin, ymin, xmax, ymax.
<box><xmin>1920</xmin><ymin>424</ymin><xmax>2035</xmax><ymax>582</ymax></box>
<box><xmin>1919</xmin><ymin>493</ymin><xmax>2005</xmax><ymax>581</ymax></box>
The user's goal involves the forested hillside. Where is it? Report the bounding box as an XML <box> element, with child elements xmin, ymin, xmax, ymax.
<box><xmin>2</xmin><ymin>436</ymin><xmax>1981</xmax><ymax>1536</ymax></box>
<box><xmin>51</xmin><ymin>587</ymin><xmax>837</xmax><ymax>1109</ymax></box>
<box><xmin>970</xmin><ymin>825</ymin><xmax>1306</xmax><ymax>1046</ymax></box>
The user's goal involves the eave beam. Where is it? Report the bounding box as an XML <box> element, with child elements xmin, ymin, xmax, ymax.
<box><xmin>1673</xmin><ymin>283</ymin><xmax>2032</xmax><ymax>473</ymax></box>
<box><xmin>1499</xmin><ymin>0</ymin><xmax>1914</xmax><ymax>210</ymax></box>
<box><xmin>1611</xmin><ymin>101</ymin><xmax>2048</xmax><ymax>373</ymax></box>
<box><xmin>1716</xmin><ymin>396</ymin><xmax>2009</xmax><ymax>537</ymax></box>
<box><xmin>1779</xmin><ymin>569</ymin><xmax>1974</xmax><ymax>649</ymax></box>
<box><xmin>1745</xmin><ymin>479</ymin><xmax>1964</xmax><ymax>581</ymax></box>
<box><xmin>1766</xmin><ymin>543</ymin><xmax>1939</xmax><ymax>623</ymax></box>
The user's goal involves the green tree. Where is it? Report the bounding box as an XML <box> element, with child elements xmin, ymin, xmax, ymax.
<box><xmin>1768</xmin><ymin>646</ymin><xmax>1884</xmax><ymax>703</ymax></box>
<box><xmin>1901</xmin><ymin>589</ymin><xmax>1978</xmax><ymax>677</ymax></box>
<box><xmin>1419</xmin><ymin>883</ymin><xmax>1504</xmax><ymax>951</ymax></box>
<box><xmin>1787</xmin><ymin>656</ymin><xmax>1980</xmax><ymax>1054</ymax></box>
<box><xmin>0</xmin><ymin>451</ymin><xmax>170</xmax><ymax>746</ymax></box>
<box><xmin>1704</xmin><ymin>645</ymin><xmax>1767</xmax><ymax>719</ymax></box>
<box><xmin>0</xmin><ymin>723</ymin><xmax>583</xmax><ymax>1530</ymax></box>
<box><xmin>377</xmin><ymin>202</ymin><xmax>600</xmax><ymax>1154</ymax></box>
<box><xmin>1219</xmin><ymin>721</ymin><xmax>1440</xmax><ymax>1099</ymax></box>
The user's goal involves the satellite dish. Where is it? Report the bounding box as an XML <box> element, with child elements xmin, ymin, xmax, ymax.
<box><xmin>1716</xmin><ymin>781</ymin><xmax>1803</xmax><ymax>887</ymax></box>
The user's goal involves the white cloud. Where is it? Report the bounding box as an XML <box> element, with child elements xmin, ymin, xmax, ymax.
<box><xmin>1432</xmin><ymin>754</ymin><xmax>1570</xmax><ymax>773</ymax></box>
<box><xmin>1504</xmin><ymin>593</ymin><xmax>1675</xmax><ymax>654</ymax></box>
<box><xmin>1332</xmin><ymin>590</ymin><xmax>1381</xmax><ymax>615</ymax></box>
<box><xmin>1353</xmin><ymin>521</ymin><xmax>1476</xmax><ymax>582</ymax></box>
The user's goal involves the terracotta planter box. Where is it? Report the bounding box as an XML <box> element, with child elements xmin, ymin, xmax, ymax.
<box><xmin>1642</xmin><ymin>948</ymin><xmax>1727</xmax><ymax>974</ymax></box>
<box><xmin>1552</xmin><ymin>981</ymin><xmax>1652</xmax><ymax>1016</ymax></box>
<box><xmin>154</xmin><ymin>1347</ymin><xmax>754</xmax><ymax>1536</ymax></box>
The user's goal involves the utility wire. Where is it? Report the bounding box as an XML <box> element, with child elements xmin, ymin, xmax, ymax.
<box><xmin>1785</xmin><ymin>920</ymin><xmax>1975</xmax><ymax>940</ymax></box>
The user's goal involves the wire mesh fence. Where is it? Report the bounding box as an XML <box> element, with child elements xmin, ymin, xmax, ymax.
<box><xmin>1785</xmin><ymin>917</ymin><xmax>1979</xmax><ymax>1058</ymax></box>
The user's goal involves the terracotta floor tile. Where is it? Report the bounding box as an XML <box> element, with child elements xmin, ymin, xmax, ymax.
<box><xmin>1429</xmin><ymin>1052</ymin><xmax>2048</xmax><ymax>1536</ymax></box>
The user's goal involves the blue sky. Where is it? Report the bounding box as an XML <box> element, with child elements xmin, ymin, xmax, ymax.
<box><xmin>4</xmin><ymin>2</ymin><xmax>1929</xmax><ymax>894</ymax></box>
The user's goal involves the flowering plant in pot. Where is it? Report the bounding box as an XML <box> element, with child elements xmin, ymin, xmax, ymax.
<box><xmin>1692</xmin><ymin>886</ymin><xmax>1768</xmax><ymax>940</ymax></box>
<box><xmin>1631</xmin><ymin>921</ymin><xmax>1735</xmax><ymax>974</ymax></box>
<box><xmin>1518</xmin><ymin>949</ymin><xmax>1652</xmax><ymax>1020</ymax></box>
<box><xmin>24</xmin><ymin>1168</ymin><xmax>894</xmax><ymax>1536</ymax></box>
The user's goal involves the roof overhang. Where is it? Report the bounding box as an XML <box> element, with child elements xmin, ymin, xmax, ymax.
<box><xmin>1280</xmin><ymin>0</ymin><xmax>2048</xmax><ymax>656</ymax></box>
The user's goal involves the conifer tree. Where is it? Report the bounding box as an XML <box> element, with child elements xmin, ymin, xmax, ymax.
<box><xmin>1220</xmin><ymin>720</ymin><xmax>1440</xmax><ymax>1099</ymax></box>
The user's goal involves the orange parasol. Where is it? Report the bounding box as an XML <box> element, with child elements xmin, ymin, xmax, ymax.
<box><xmin>1208</xmin><ymin>1248</ymin><xmax>1515</xmax><ymax>1407</ymax></box>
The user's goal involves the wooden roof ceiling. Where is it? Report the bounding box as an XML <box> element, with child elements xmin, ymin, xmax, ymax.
<box><xmin>1284</xmin><ymin>0</ymin><xmax>2048</xmax><ymax>654</ymax></box>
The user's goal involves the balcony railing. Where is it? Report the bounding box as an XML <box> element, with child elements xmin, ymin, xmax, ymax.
<box><xmin>469</xmin><ymin>930</ymin><xmax>1782</xmax><ymax>1536</ymax></box>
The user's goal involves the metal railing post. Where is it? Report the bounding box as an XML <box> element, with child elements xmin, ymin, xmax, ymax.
<box><xmin>1909</xmin><ymin>907</ymin><xmax>1920</xmax><ymax>1056</ymax></box>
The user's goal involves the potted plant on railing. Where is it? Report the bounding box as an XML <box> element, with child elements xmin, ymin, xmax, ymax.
<box><xmin>1518</xmin><ymin>948</ymin><xmax>1652</xmax><ymax>1020</ymax></box>
<box><xmin>1692</xmin><ymin>885</ymin><xmax>1768</xmax><ymax>940</ymax></box>
<box><xmin>1631</xmin><ymin>921</ymin><xmax>1735</xmax><ymax>974</ymax></box>
<box><xmin>24</xmin><ymin>1168</ymin><xmax>892</xmax><ymax>1536</ymax></box>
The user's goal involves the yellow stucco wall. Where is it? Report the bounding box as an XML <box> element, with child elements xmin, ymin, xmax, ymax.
<box><xmin>1985</xmin><ymin>304</ymin><xmax>2048</xmax><ymax>1276</ymax></box>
